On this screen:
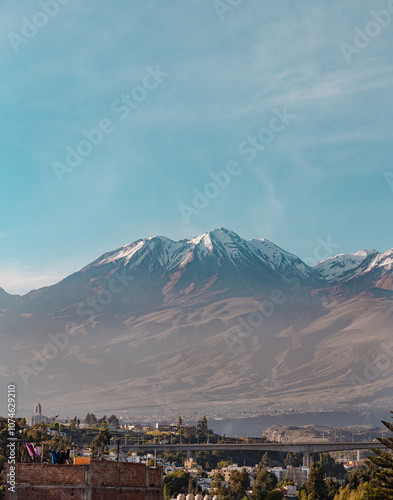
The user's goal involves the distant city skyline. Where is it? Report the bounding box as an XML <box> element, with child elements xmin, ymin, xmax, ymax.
<box><xmin>1</xmin><ymin>0</ymin><xmax>392</xmax><ymax>294</ymax></box>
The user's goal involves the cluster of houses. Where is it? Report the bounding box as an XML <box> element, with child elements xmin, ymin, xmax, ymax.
<box><xmin>24</xmin><ymin>401</ymin><xmax>365</xmax><ymax>500</ymax></box>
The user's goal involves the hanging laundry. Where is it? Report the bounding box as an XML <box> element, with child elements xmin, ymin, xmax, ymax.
<box><xmin>26</xmin><ymin>443</ymin><xmax>36</xmax><ymax>459</ymax></box>
<box><xmin>60</xmin><ymin>451</ymin><xmax>66</xmax><ymax>464</ymax></box>
<box><xmin>35</xmin><ymin>446</ymin><xmax>41</xmax><ymax>457</ymax></box>
<box><xmin>65</xmin><ymin>449</ymin><xmax>70</xmax><ymax>460</ymax></box>
<box><xmin>51</xmin><ymin>450</ymin><xmax>61</xmax><ymax>464</ymax></box>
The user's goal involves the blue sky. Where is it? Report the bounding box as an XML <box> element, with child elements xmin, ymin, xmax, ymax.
<box><xmin>0</xmin><ymin>0</ymin><xmax>392</xmax><ymax>294</ymax></box>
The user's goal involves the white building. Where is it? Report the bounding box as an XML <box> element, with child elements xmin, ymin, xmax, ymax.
<box><xmin>26</xmin><ymin>399</ymin><xmax>51</xmax><ymax>426</ymax></box>
<box><xmin>270</xmin><ymin>466</ymin><xmax>309</xmax><ymax>486</ymax></box>
<box><xmin>127</xmin><ymin>452</ymin><xmax>154</xmax><ymax>464</ymax></box>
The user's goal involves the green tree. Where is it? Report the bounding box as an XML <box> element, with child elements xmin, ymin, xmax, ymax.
<box><xmin>84</xmin><ymin>413</ymin><xmax>97</xmax><ymax>427</ymax></box>
<box><xmin>266</xmin><ymin>491</ymin><xmax>283</xmax><ymax>500</ymax></box>
<box><xmin>259</xmin><ymin>452</ymin><xmax>271</xmax><ymax>469</ymax></box>
<box><xmin>184</xmin><ymin>425</ymin><xmax>196</xmax><ymax>440</ymax></box>
<box><xmin>188</xmin><ymin>476</ymin><xmax>201</xmax><ymax>495</ymax></box>
<box><xmin>302</xmin><ymin>463</ymin><xmax>328</xmax><ymax>500</ymax></box>
<box><xmin>69</xmin><ymin>416</ymin><xmax>77</xmax><ymax>431</ymax></box>
<box><xmin>211</xmin><ymin>472</ymin><xmax>229</xmax><ymax>499</ymax></box>
<box><xmin>197</xmin><ymin>416</ymin><xmax>208</xmax><ymax>442</ymax></box>
<box><xmin>325</xmin><ymin>477</ymin><xmax>339</xmax><ymax>499</ymax></box>
<box><xmin>284</xmin><ymin>452</ymin><xmax>303</xmax><ymax>468</ymax></box>
<box><xmin>48</xmin><ymin>433</ymin><xmax>70</xmax><ymax>456</ymax></box>
<box><xmin>108</xmin><ymin>415</ymin><xmax>119</xmax><ymax>428</ymax></box>
<box><xmin>211</xmin><ymin>472</ymin><xmax>223</xmax><ymax>490</ymax></box>
<box><xmin>217</xmin><ymin>460</ymin><xmax>234</xmax><ymax>468</ymax></box>
<box><xmin>91</xmin><ymin>427</ymin><xmax>111</xmax><ymax>458</ymax></box>
<box><xmin>163</xmin><ymin>469</ymin><xmax>189</xmax><ymax>500</ymax></box>
<box><xmin>97</xmin><ymin>415</ymin><xmax>107</xmax><ymax>427</ymax></box>
<box><xmin>251</xmin><ymin>469</ymin><xmax>277</xmax><ymax>500</ymax></box>
<box><xmin>333</xmin><ymin>467</ymin><xmax>389</xmax><ymax>500</ymax></box>
<box><xmin>334</xmin><ymin>481</ymin><xmax>388</xmax><ymax>500</ymax></box>
<box><xmin>366</xmin><ymin>411</ymin><xmax>393</xmax><ymax>495</ymax></box>
<box><xmin>345</xmin><ymin>468</ymin><xmax>372</xmax><ymax>490</ymax></box>
<box><xmin>318</xmin><ymin>453</ymin><xmax>345</xmax><ymax>478</ymax></box>
<box><xmin>228</xmin><ymin>469</ymin><xmax>250</xmax><ymax>500</ymax></box>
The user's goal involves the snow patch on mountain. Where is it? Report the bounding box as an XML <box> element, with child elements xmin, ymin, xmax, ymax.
<box><xmin>249</xmin><ymin>238</ymin><xmax>314</xmax><ymax>278</ymax></box>
<box><xmin>364</xmin><ymin>249</ymin><xmax>393</xmax><ymax>275</ymax></box>
<box><xmin>314</xmin><ymin>249</ymin><xmax>378</xmax><ymax>281</ymax></box>
<box><xmin>95</xmin><ymin>240</ymin><xmax>147</xmax><ymax>266</ymax></box>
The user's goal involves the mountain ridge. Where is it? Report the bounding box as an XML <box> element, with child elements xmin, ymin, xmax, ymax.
<box><xmin>2</xmin><ymin>227</ymin><xmax>391</xmax><ymax>298</ymax></box>
<box><xmin>1</xmin><ymin>228</ymin><xmax>392</xmax><ymax>417</ymax></box>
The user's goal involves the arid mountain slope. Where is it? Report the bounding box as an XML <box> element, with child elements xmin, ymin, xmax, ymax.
<box><xmin>0</xmin><ymin>228</ymin><xmax>392</xmax><ymax>417</ymax></box>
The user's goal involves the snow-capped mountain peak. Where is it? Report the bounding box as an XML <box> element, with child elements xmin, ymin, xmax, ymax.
<box><xmin>354</xmin><ymin>249</ymin><xmax>378</xmax><ymax>258</ymax></box>
<box><xmin>364</xmin><ymin>249</ymin><xmax>393</xmax><ymax>274</ymax></box>
<box><xmin>314</xmin><ymin>248</ymin><xmax>379</xmax><ymax>282</ymax></box>
<box><xmin>84</xmin><ymin>228</ymin><xmax>318</xmax><ymax>284</ymax></box>
<box><xmin>84</xmin><ymin>230</ymin><xmax>393</xmax><ymax>292</ymax></box>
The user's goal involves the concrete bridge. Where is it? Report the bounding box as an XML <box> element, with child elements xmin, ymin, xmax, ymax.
<box><xmin>121</xmin><ymin>441</ymin><xmax>385</xmax><ymax>467</ymax></box>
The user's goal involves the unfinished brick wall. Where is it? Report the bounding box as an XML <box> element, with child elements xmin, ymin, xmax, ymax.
<box><xmin>12</xmin><ymin>462</ymin><xmax>86</xmax><ymax>485</ymax></box>
<box><xmin>4</xmin><ymin>460</ymin><xmax>163</xmax><ymax>500</ymax></box>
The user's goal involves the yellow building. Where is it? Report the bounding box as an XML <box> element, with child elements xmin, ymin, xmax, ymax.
<box><xmin>184</xmin><ymin>458</ymin><xmax>203</xmax><ymax>472</ymax></box>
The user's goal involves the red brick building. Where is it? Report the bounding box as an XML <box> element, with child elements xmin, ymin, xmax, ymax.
<box><xmin>5</xmin><ymin>460</ymin><xmax>163</xmax><ymax>499</ymax></box>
